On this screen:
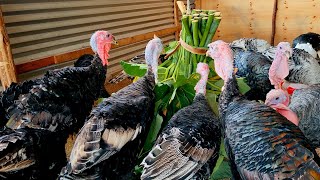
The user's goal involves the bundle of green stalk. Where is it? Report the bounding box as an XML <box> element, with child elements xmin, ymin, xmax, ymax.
<box><xmin>160</xmin><ymin>10</ymin><xmax>221</xmax><ymax>81</ymax></box>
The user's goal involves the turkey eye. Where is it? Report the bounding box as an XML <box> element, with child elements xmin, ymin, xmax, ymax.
<box><xmin>106</xmin><ymin>34</ymin><xmax>110</xmax><ymax>38</ymax></box>
<box><xmin>275</xmin><ymin>97</ymin><xmax>279</xmax><ymax>100</ymax></box>
<box><xmin>279</xmin><ymin>47</ymin><xmax>282</xmax><ymax>49</ymax></box>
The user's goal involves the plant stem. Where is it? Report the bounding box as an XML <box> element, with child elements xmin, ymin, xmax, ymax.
<box><xmin>192</xmin><ymin>20</ymin><xmax>199</xmax><ymax>47</ymax></box>
<box><xmin>199</xmin><ymin>14</ymin><xmax>213</xmax><ymax>47</ymax></box>
<box><xmin>205</xmin><ymin>17</ymin><xmax>222</xmax><ymax>46</ymax></box>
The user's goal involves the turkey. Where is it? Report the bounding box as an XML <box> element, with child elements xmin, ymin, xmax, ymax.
<box><xmin>292</xmin><ymin>32</ymin><xmax>320</xmax><ymax>59</ymax></box>
<box><xmin>58</xmin><ymin>35</ymin><xmax>163</xmax><ymax>180</ymax></box>
<box><xmin>232</xmin><ymin>38</ymin><xmax>320</xmax><ymax>85</ymax></box>
<box><xmin>230</xmin><ymin>47</ymin><xmax>273</xmax><ymax>101</ymax></box>
<box><xmin>140</xmin><ymin>62</ymin><xmax>221</xmax><ymax>180</ymax></box>
<box><xmin>0</xmin><ymin>52</ymin><xmax>110</xmax><ymax>128</ymax></box>
<box><xmin>265</xmin><ymin>88</ymin><xmax>320</xmax><ymax>151</ymax></box>
<box><xmin>0</xmin><ymin>30</ymin><xmax>116</xmax><ymax>179</ymax></box>
<box><xmin>0</xmin><ymin>127</ymin><xmax>65</xmax><ymax>180</ymax></box>
<box><xmin>229</xmin><ymin>38</ymin><xmax>271</xmax><ymax>53</ymax></box>
<box><xmin>207</xmin><ymin>40</ymin><xmax>320</xmax><ymax>179</ymax></box>
<box><xmin>265</xmin><ymin>42</ymin><xmax>320</xmax><ymax>150</ymax></box>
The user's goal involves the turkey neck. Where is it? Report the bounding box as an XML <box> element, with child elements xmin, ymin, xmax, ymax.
<box><xmin>144</xmin><ymin>66</ymin><xmax>156</xmax><ymax>88</ymax></box>
<box><xmin>219</xmin><ymin>75</ymin><xmax>240</xmax><ymax>114</ymax></box>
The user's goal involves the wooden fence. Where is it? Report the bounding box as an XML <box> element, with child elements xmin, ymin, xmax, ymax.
<box><xmin>195</xmin><ymin>0</ymin><xmax>320</xmax><ymax>45</ymax></box>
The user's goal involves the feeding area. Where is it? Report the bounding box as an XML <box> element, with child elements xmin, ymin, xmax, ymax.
<box><xmin>0</xmin><ymin>0</ymin><xmax>320</xmax><ymax>179</ymax></box>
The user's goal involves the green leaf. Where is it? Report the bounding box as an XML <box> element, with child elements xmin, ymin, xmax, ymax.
<box><xmin>210</xmin><ymin>160</ymin><xmax>232</xmax><ymax>180</ymax></box>
<box><xmin>214</xmin><ymin>78</ymin><xmax>251</xmax><ymax>95</ymax></box>
<box><xmin>96</xmin><ymin>98</ymin><xmax>105</xmax><ymax>105</ymax></box>
<box><xmin>120</xmin><ymin>61</ymin><xmax>167</xmax><ymax>81</ymax></box>
<box><xmin>134</xmin><ymin>165</ymin><xmax>143</xmax><ymax>175</ymax></box>
<box><xmin>236</xmin><ymin>77</ymin><xmax>251</xmax><ymax>94</ymax></box>
<box><xmin>120</xmin><ymin>61</ymin><xmax>147</xmax><ymax>77</ymax></box>
<box><xmin>205</xmin><ymin>92</ymin><xmax>219</xmax><ymax>116</ymax></box>
<box><xmin>211</xmin><ymin>140</ymin><xmax>231</xmax><ymax>180</ymax></box>
<box><xmin>142</xmin><ymin>113</ymin><xmax>163</xmax><ymax>152</ymax></box>
<box><xmin>155</xmin><ymin>84</ymin><xmax>170</xmax><ymax>101</ymax></box>
<box><xmin>176</xmin><ymin>88</ymin><xmax>191</xmax><ymax>109</ymax></box>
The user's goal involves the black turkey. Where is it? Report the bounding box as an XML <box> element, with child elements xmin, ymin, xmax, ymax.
<box><xmin>0</xmin><ymin>30</ymin><xmax>116</xmax><ymax>179</ymax></box>
<box><xmin>140</xmin><ymin>63</ymin><xmax>221</xmax><ymax>180</ymax></box>
<box><xmin>73</xmin><ymin>53</ymin><xmax>110</xmax><ymax>98</ymax></box>
<box><xmin>207</xmin><ymin>40</ymin><xmax>320</xmax><ymax>179</ymax></box>
<box><xmin>231</xmin><ymin>47</ymin><xmax>273</xmax><ymax>101</ymax></box>
<box><xmin>0</xmin><ymin>52</ymin><xmax>109</xmax><ymax>129</ymax></box>
<box><xmin>292</xmin><ymin>32</ymin><xmax>320</xmax><ymax>59</ymax></box>
<box><xmin>59</xmin><ymin>35</ymin><xmax>163</xmax><ymax>180</ymax></box>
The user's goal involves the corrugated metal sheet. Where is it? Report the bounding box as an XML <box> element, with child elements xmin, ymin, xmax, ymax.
<box><xmin>0</xmin><ymin>0</ymin><xmax>176</xmax><ymax>77</ymax></box>
<box><xmin>18</xmin><ymin>34</ymin><xmax>175</xmax><ymax>81</ymax></box>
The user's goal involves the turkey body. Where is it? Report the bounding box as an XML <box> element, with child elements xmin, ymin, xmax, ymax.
<box><xmin>288</xmin><ymin>85</ymin><xmax>320</xmax><ymax>149</ymax></box>
<box><xmin>0</xmin><ymin>128</ymin><xmax>66</xmax><ymax>180</ymax></box>
<box><xmin>59</xmin><ymin>70</ymin><xmax>155</xmax><ymax>180</ymax></box>
<box><xmin>232</xmin><ymin>47</ymin><xmax>273</xmax><ymax>101</ymax></box>
<box><xmin>292</xmin><ymin>32</ymin><xmax>320</xmax><ymax>59</ymax></box>
<box><xmin>0</xmin><ymin>55</ymin><xmax>107</xmax><ymax>179</ymax></box>
<box><xmin>141</xmin><ymin>94</ymin><xmax>221</xmax><ymax>180</ymax></box>
<box><xmin>232</xmin><ymin>38</ymin><xmax>320</xmax><ymax>85</ymax></box>
<box><xmin>220</xmin><ymin>76</ymin><xmax>320</xmax><ymax>179</ymax></box>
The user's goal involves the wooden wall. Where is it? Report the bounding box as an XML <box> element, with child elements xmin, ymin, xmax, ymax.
<box><xmin>195</xmin><ymin>0</ymin><xmax>320</xmax><ymax>45</ymax></box>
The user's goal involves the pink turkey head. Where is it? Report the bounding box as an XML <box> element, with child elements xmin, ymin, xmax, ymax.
<box><xmin>194</xmin><ymin>62</ymin><xmax>209</xmax><ymax>95</ymax></box>
<box><xmin>265</xmin><ymin>89</ymin><xmax>290</xmax><ymax>107</ymax></box>
<box><xmin>207</xmin><ymin>40</ymin><xmax>234</xmax><ymax>81</ymax></box>
<box><xmin>145</xmin><ymin>35</ymin><xmax>163</xmax><ymax>83</ymax></box>
<box><xmin>268</xmin><ymin>42</ymin><xmax>292</xmax><ymax>88</ymax></box>
<box><xmin>90</xmin><ymin>30</ymin><xmax>117</xmax><ymax>66</ymax></box>
<box><xmin>265</xmin><ymin>89</ymin><xmax>299</xmax><ymax>126</ymax></box>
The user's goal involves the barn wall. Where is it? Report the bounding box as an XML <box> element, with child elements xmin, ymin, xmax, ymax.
<box><xmin>0</xmin><ymin>0</ymin><xmax>180</xmax><ymax>81</ymax></box>
<box><xmin>196</xmin><ymin>0</ymin><xmax>320</xmax><ymax>45</ymax></box>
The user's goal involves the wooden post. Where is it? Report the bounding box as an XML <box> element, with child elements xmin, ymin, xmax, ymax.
<box><xmin>173</xmin><ymin>0</ymin><xmax>180</xmax><ymax>40</ymax></box>
<box><xmin>0</xmin><ymin>6</ymin><xmax>17</xmax><ymax>89</ymax></box>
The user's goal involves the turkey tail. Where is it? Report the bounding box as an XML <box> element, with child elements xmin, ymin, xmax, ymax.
<box><xmin>0</xmin><ymin>128</ymin><xmax>35</xmax><ymax>173</ymax></box>
<box><xmin>141</xmin><ymin>128</ymin><xmax>216</xmax><ymax>180</ymax></box>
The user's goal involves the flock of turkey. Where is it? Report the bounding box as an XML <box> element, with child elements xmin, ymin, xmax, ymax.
<box><xmin>0</xmin><ymin>30</ymin><xmax>320</xmax><ymax>180</ymax></box>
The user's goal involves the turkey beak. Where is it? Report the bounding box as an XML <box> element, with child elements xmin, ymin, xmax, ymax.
<box><xmin>112</xmin><ymin>36</ymin><xmax>118</xmax><ymax>45</ymax></box>
<box><xmin>206</xmin><ymin>51</ymin><xmax>210</xmax><ymax>57</ymax></box>
<box><xmin>285</xmin><ymin>49</ymin><xmax>292</xmax><ymax>59</ymax></box>
<box><xmin>264</xmin><ymin>99</ymin><xmax>272</xmax><ymax>106</ymax></box>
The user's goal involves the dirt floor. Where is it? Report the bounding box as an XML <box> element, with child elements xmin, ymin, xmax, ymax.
<box><xmin>65</xmin><ymin>78</ymin><xmax>132</xmax><ymax>159</ymax></box>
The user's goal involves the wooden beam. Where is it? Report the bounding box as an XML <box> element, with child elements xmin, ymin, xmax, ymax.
<box><xmin>16</xmin><ymin>26</ymin><xmax>178</xmax><ymax>74</ymax></box>
<box><xmin>194</xmin><ymin>0</ymin><xmax>201</xmax><ymax>9</ymax></box>
<box><xmin>174</xmin><ymin>0</ymin><xmax>180</xmax><ymax>40</ymax></box>
<box><xmin>0</xmin><ymin>7</ymin><xmax>17</xmax><ymax>89</ymax></box>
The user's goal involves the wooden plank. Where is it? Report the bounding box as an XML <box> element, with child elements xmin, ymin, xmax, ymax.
<box><xmin>0</xmin><ymin>7</ymin><xmax>16</xmax><ymax>89</ymax></box>
<box><xmin>4</xmin><ymin>2</ymin><xmax>172</xmax><ymax>23</ymax></box>
<box><xmin>16</xmin><ymin>56</ymin><xmax>55</xmax><ymax>74</ymax></box>
<box><xmin>15</xmin><ymin>27</ymin><xmax>178</xmax><ymax>74</ymax></box>
<box><xmin>199</xmin><ymin>0</ymin><xmax>274</xmax><ymax>43</ymax></box>
<box><xmin>2</xmin><ymin>0</ymin><xmax>172</xmax><ymax>12</ymax></box>
<box><xmin>274</xmin><ymin>0</ymin><xmax>320</xmax><ymax>44</ymax></box>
